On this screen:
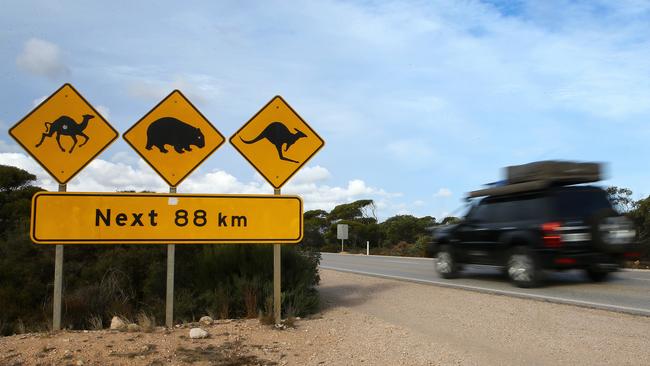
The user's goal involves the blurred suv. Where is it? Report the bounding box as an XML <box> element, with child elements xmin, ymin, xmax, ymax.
<box><xmin>427</xmin><ymin>161</ymin><xmax>639</xmax><ymax>288</ymax></box>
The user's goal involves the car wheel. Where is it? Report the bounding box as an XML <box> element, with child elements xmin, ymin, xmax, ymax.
<box><xmin>435</xmin><ymin>245</ymin><xmax>459</xmax><ymax>279</ymax></box>
<box><xmin>507</xmin><ymin>247</ymin><xmax>542</xmax><ymax>288</ymax></box>
<box><xmin>586</xmin><ymin>268</ymin><xmax>609</xmax><ymax>282</ymax></box>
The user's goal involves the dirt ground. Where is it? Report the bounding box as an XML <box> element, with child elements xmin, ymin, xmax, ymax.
<box><xmin>1</xmin><ymin>269</ymin><xmax>650</xmax><ymax>365</ymax></box>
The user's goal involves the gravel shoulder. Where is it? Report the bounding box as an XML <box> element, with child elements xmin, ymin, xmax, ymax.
<box><xmin>2</xmin><ymin>269</ymin><xmax>650</xmax><ymax>365</ymax></box>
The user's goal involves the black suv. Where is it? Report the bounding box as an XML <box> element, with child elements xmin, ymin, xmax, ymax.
<box><xmin>428</xmin><ymin>163</ymin><xmax>639</xmax><ymax>288</ymax></box>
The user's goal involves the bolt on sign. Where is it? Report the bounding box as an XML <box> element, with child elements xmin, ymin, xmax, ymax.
<box><xmin>123</xmin><ymin>90</ymin><xmax>225</xmax><ymax>187</ymax></box>
<box><xmin>31</xmin><ymin>192</ymin><xmax>303</xmax><ymax>244</ymax></box>
<box><xmin>8</xmin><ymin>84</ymin><xmax>118</xmax><ymax>184</ymax></box>
<box><xmin>230</xmin><ymin>96</ymin><xmax>324</xmax><ymax>189</ymax></box>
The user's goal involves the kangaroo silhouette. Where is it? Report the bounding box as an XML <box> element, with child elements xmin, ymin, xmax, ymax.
<box><xmin>240</xmin><ymin>122</ymin><xmax>307</xmax><ymax>163</ymax></box>
<box><xmin>35</xmin><ymin>114</ymin><xmax>94</xmax><ymax>153</ymax></box>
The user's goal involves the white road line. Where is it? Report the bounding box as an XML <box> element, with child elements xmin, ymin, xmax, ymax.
<box><xmin>319</xmin><ymin>265</ymin><xmax>650</xmax><ymax>317</ymax></box>
<box><xmin>382</xmin><ymin>260</ymin><xmax>426</xmax><ymax>265</ymax></box>
<box><xmin>322</xmin><ymin>253</ymin><xmax>434</xmax><ymax>261</ymax></box>
<box><xmin>629</xmin><ymin>277</ymin><xmax>650</xmax><ymax>282</ymax></box>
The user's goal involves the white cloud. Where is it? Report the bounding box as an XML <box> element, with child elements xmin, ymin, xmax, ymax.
<box><xmin>126</xmin><ymin>74</ymin><xmax>222</xmax><ymax>105</ymax></box>
<box><xmin>434</xmin><ymin>188</ymin><xmax>452</xmax><ymax>198</ymax></box>
<box><xmin>289</xmin><ymin>165</ymin><xmax>331</xmax><ymax>185</ymax></box>
<box><xmin>16</xmin><ymin>38</ymin><xmax>70</xmax><ymax>79</ymax></box>
<box><xmin>95</xmin><ymin>105</ymin><xmax>111</xmax><ymax>120</ymax></box>
<box><xmin>0</xmin><ymin>152</ymin><xmax>402</xmax><ymax>218</ymax></box>
<box><xmin>32</xmin><ymin>95</ymin><xmax>47</xmax><ymax>107</ymax></box>
<box><xmin>0</xmin><ymin>140</ymin><xmax>23</xmax><ymax>154</ymax></box>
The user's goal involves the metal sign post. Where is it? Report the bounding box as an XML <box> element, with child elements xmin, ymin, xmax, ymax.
<box><xmin>230</xmin><ymin>95</ymin><xmax>324</xmax><ymax>326</ymax></box>
<box><xmin>274</xmin><ymin>188</ymin><xmax>282</xmax><ymax>325</ymax></box>
<box><xmin>52</xmin><ymin>183</ymin><xmax>66</xmax><ymax>331</ymax></box>
<box><xmin>166</xmin><ymin>186</ymin><xmax>176</xmax><ymax>328</ymax></box>
<box><xmin>9</xmin><ymin>84</ymin><xmax>117</xmax><ymax>332</ymax></box>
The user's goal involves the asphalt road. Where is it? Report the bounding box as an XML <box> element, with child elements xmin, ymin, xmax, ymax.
<box><xmin>320</xmin><ymin>252</ymin><xmax>650</xmax><ymax>317</ymax></box>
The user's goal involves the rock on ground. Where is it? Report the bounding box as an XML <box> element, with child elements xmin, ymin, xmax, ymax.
<box><xmin>189</xmin><ymin>327</ymin><xmax>209</xmax><ymax>339</ymax></box>
<box><xmin>199</xmin><ymin>316</ymin><xmax>213</xmax><ymax>325</ymax></box>
<box><xmin>110</xmin><ymin>316</ymin><xmax>126</xmax><ymax>331</ymax></box>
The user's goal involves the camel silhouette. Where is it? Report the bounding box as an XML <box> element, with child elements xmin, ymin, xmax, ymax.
<box><xmin>35</xmin><ymin>114</ymin><xmax>94</xmax><ymax>153</ymax></box>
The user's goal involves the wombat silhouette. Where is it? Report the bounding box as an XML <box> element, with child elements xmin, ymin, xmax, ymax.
<box><xmin>35</xmin><ymin>114</ymin><xmax>94</xmax><ymax>153</ymax></box>
<box><xmin>240</xmin><ymin>122</ymin><xmax>306</xmax><ymax>163</ymax></box>
<box><xmin>146</xmin><ymin>117</ymin><xmax>205</xmax><ymax>154</ymax></box>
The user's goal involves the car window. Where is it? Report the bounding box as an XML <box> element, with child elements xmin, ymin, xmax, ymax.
<box><xmin>476</xmin><ymin>195</ymin><xmax>548</xmax><ymax>222</ymax></box>
<box><xmin>468</xmin><ymin>202</ymin><xmax>494</xmax><ymax>222</ymax></box>
<box><xmin>503</xmin><ymin>196</ymin><xmax>547</xmax><ymax>221</ymax></box>
<box><xmin>553</xmin><ymin>188</ymin><xmax>611</xmax><ymax>218</ymax></box>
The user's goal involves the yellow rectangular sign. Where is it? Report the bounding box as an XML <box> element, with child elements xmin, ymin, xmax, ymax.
<box><xmin>31</xmin><ymin>192</ymin><xmax>303</xmax><ymax>244</ymax></box>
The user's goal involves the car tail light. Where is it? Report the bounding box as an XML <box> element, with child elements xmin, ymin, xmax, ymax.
<box><xmin>555</xmin><ymin>258</ymin><xmax>576</xmax><ymax>265</ymax></box>
<box><xmin>542</xmin><ymin>221</ymin><xmax>562</xmax><ymax>248</ymax></box>
<box><xmin>624</xmin><ymin>252</ymin><xmax>641</xmax><ymax>259</ymax></box>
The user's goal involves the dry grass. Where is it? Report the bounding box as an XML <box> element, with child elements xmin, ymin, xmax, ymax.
<box><xmin>258</xmin><ymin>296</ymin><xmax>275</xmax><ymax>325</ymax></box>
<box><xmin>88</xmin><ymin>314</ymin><xmax>104</xmax><ymax>330</ymax></box>
<box><xmin>14</xmin><ymin>319</ymin><xmax>26</xmax><ymax>334</ymax></box>
<box><xmin>136</xmin><ymin>312</ymin><xmax>156</xmax><ymax>333</ymax></box>
<box><xmin>243</xmin><ymin>288</ymin><xmax>257</xmax><ymax>319</ymax></box>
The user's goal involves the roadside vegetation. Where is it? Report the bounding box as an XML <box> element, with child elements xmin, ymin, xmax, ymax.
<box><xmin>307</xmin><ymin>188</ymin><xmax>650</xmax><ymax>268</ymax></box>
<box><xmin>1</xmin><ymin>163</ymin><xmax>648</xmax><ymax>336</ymax></box>
<box><xmin>0</xmin><ymin>165</ymin><xmax>319</xmax><ymax>336</ymax></box>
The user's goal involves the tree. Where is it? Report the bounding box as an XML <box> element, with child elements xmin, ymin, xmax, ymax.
<box><xmin>606</xmin><ymin>186</ymin><xmax>635</xmax><ymax>213</ymax></box>
<box><xmin>327</xmin><ymin>199</ymin><xmax>376</xmax><ymax>221</ymax></box>
<box><xmin>628</xmin><ymin>195</ymin><xmax>650</xmax><ymax>259</ymax></box>
<box><xmin>325</xmin><ymin>200</ymin><xmax>378</xmax><ymax>248</ymax></box>
<box><xmin>0</xmin><ymin>165</ymin><xmax>36</xmax><ymax>192</ymax></box>
<box><xmin>301</xmin><ymin>210</ymin><xmax>328</xmax><ymax>249</ymax></box>
<box><xmin>381</xmin><ymin>215</ymin><xmax>436</xmax><ymax>246</ymax></box>
<box><xmin>441</xmin><ymin>216</ymin><xmax>461</xmax><ymax>225</ymax></box>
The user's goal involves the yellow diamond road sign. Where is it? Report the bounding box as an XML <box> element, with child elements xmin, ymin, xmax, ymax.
<box><xmin>123</xmin><ymin>90</ymin><xmax>225</xmax><ymax>187</ymax></box>
<box><xmin>8</xmin><ymin>84</ymin><xmax>118</xmax><ymax>184</ymax></box>
<box><xmin>230</xmin><ymin>96</ymin><xmax>324</xmax><ymax>189</ymax></box>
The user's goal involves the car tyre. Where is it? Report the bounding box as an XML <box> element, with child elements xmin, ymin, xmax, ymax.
<box><xmin>586</xmin><ymin>268</ymin><xmax>609</xmax><ymax>282</ymax></box>
<box><xmin>507</xmin><ymin>246</ymin><xmax>543</xmax><ymax>288</ymax></box>
<box><xmin>435</xmin><ymin>245</ymin><xmax>459</xmax><ymax>279</ymax></box>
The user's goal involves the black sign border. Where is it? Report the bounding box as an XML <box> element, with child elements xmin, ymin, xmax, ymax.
<box><xmin>31</xmin><ymin>192</ymin><xmax>303</xmax><ymax>244</ymax></box>
<box><xmin>229</xmin><ymin>95</ymin><xmax>325</xmax><ymax>189</ymax></box>
<box><xmin>122</xmin><ymin>90</ymin><xmax>226</xmax><ymax>187</ymax></box>
<box><xmin>8</xmin><ymin>83</ymin><xmax>119</xmax><ymax>184</ymax></box>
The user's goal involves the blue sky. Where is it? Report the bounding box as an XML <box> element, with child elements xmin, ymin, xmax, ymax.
<box><xmin>1</xmin><ymin>0</ymin><xmax>650</xmax><ymax>221</ymax></box>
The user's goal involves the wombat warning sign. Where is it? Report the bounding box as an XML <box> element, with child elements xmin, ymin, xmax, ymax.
<box><xmin>123</xmin><ymin>90</ymin><xmax>225</xmax><ymax>187</ymax></box>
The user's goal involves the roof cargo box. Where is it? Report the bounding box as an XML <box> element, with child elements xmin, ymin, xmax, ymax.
<box><xmin>467</xmin><ymin>161</ymin><xmax>603</xmax><ymax>198</ymax></box>
<box><xmin>506</xmin><ymin>161</ymin><xmax>601</xmax><ymax>185</ymax></box>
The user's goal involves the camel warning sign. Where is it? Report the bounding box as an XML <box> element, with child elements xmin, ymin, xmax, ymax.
<box><xmin>8</xmin><ymin>84</ymin><xmax>118</xmax><ymax>184</ymax></box>
<box><xmin>230</xmin><ymin>96</ymin><xmax>324</xmax><ymax>189</ymax></box>
<box><xmin>31</xmin><ymin>192</ymin><xmax>303</xmax><ymax>244</ymax></box>
<box><xmin>123</xmin><ymin>90</ymin><xmax>225</xmax><ymax>187</ymax></box>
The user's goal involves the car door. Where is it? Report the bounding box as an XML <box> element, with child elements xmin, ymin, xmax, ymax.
<box><xmin>457</xmin><ymin>201</ymin><xmax>495</xmax><ymax>264</ymax></box>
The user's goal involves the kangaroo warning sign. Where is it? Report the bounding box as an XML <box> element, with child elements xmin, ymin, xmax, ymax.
<box><xmin>230</xmin><ymin>96</ymin><xmax>324</xmax><ymax>189</ymax></box>
<box><xmin>31</xmin><ymin>192</ymin><xmax>303</xmax><ymax>244</ymax></box>
<box><xmin>8</xmin><ymin>84</ymin><xmax>118</xmax><ymax>184</ymax></box>
<box><xmin>123</xmin><ymin>90</ymin><xmax>225</xmax><ymax>187</ymax></box>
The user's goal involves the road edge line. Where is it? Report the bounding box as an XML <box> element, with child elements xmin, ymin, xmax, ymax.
<box><xmin>319</xmin><ymin>265</ymin><xmax>650</xmax><ymax>318</ymax></box>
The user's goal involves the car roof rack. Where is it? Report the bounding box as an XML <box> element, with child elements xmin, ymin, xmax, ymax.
<box><xmin>467</xmin><ymin>160</ymin><xmax>602</xmax><ymax>198</ymax></box>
